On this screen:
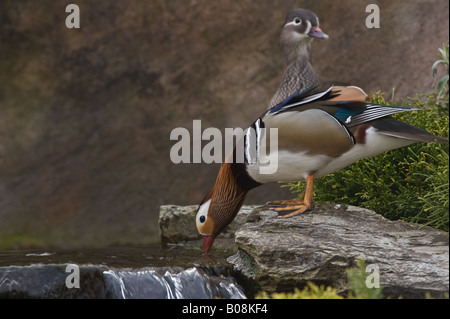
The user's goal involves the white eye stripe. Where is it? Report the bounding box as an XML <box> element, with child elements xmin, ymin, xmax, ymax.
<box><xmin>196</xmin><ymin>199</ymin><xmax>211</xmax><ymax>228</ymax></box>
<box><xmin>285</xmin><ymin>20</ymin><xmax>299</xmax><ymax>27</ymax></box>
<box><xmin>284</xmin><ymin>19</ymin><xmax>313</xmax><ymax>34</ymax></box>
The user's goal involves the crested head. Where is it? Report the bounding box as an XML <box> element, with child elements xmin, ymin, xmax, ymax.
<box><xmin>281</xmin><ymin>8</ymin><xmax>328</xmax><ymax>64</ymax></box>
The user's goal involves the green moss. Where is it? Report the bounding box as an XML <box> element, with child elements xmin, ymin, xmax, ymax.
<box><xmin>0</xmin><ymin>234</ymin><xmax>44</xmax><ymax>249</ymax></box>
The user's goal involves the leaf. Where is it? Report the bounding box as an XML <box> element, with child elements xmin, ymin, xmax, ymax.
<box><xmin>437</xmin><ymin>75</ymin><xmax>449</xmax><ymax>98</ymax></box>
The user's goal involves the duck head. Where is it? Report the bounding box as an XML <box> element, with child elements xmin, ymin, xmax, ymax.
<box><xmin>196</xmin><ymin>161</ymin><xmax>261</xmax><ymax>254</ymax></box>
<box><xmin>281</xmin><ymin>8</ymin><xmax>328</xmax><ymax>63</ymax></box>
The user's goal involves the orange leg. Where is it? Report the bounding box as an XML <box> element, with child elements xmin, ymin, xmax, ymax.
<box><xmin>269</xmin><ymin>175</ymin><xmax>316</xmax><ymax>219</ymax></box>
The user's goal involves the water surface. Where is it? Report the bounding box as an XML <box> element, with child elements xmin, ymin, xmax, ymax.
<box><xmin>0</xmin><ymin>244</ymin><xmax>245</xmax><ymax>299</ymax></box>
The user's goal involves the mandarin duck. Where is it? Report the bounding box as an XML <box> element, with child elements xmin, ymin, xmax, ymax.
<box><xmin>196</xmin><ymin>11</ymin><xmax>449</xmax><ymax>255</ymax></box>
<box><xmin>269</xmin><ymin>8</ymin><xmax>328</xmax><ymax>109</ymax></box>
<box><xmin>197</xmin><ymin>86</ymin><xmax>448</xmax><ymax>254</ymax></box>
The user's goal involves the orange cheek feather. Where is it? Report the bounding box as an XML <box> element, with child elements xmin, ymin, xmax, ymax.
<box><xmin>199</xmin><ymin>218</ymin><xmax>215</xmax><ymax>236</ymax></box>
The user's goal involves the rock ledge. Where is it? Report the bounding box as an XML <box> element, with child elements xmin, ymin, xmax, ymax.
<box><xmin>159</xmin><ymin>204</ymin><xmax>449</xmax><ymax>298</ymax></box>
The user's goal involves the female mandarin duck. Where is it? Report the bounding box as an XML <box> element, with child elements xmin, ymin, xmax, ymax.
<box><xmin>196</xmin><ymin>9</ymin><xmax>448</xmax><ymax>254</ymax></box>
<box><xmin>269</xmin><ymin>8</ymin><xmax>328</xmax><ymax>109</ymax></box>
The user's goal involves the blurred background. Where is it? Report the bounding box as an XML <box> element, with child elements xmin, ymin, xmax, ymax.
<box><xmin>0</xmin><ymin>0</ymin><xmax>448</xmax><ymax>249</ymax></box>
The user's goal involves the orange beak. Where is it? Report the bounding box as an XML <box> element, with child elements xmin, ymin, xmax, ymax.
<box><xmin>202</xmin><ymin>235</ymin><xmax>215</xmax><ymax>255</ymax></box>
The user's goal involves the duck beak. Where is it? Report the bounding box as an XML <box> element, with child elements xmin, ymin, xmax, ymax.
<box><xmin>202</xmin><ymin>235</ymin><xmax>215</xmax><ymax>255</ymax></box>
<box><xmin>308</xmin><ymin>26</ymin><xmax>329</xmax><ymax>39</ymax></box>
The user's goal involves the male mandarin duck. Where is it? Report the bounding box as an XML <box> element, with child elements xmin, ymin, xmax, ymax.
<box><xmin>196</xmin><ymin>9</ymin><xmax>448</xmax><ymax>254</ymax></box>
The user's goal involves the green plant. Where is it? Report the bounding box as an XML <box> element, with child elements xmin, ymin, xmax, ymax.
<box><xmin>346</xmin><ymin>258</ymin><xmax>383</xmax><ymax>299</ymax></box>
<box><xmin>432</xmin><ymin>43</ymin><xmax>449</xmax><ymax>98</ymax></box>
<box><xmin>256</xmin><ymin>282</ymin><xmax>343</xmax><ymax>299</ymax></box>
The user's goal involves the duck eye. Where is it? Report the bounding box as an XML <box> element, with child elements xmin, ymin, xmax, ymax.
<box><xmin>294</xmin><ymin>18</ymin><xmax>302</xmax><ymax>25</ymax></box>
<box><xmin>199</xmin><ymin>215</ymin><xmax>206</xmax><ymax>224</ymax></box>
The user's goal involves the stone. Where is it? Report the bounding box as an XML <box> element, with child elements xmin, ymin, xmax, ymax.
<box><xmin>157</xmin><ymin>204</ymin><xmax>449</xmax><ymax>298</ymax></box>
<box><xmin>229</xmin><ymin>203</ymin><xmax>449</xmax><ymax>298</ymax></box>
<box><xmin>159</xmin><ymin>204</ymin><xmax>257</xmax><ymax>251</ymax></box>
<box><xmin>159</xmin><ymin>205</ymin><xmax>199</xmax><ymax>244</ymax></box>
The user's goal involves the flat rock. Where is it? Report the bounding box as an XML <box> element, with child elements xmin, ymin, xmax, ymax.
<box><xmin>229</xmin><ymin>203</ymin><xmax>449</xmax><ymax>298</ymax></box>
<box><xmin>159</xmin><ymin>205</ymin><xmax>258</xmax><ymax>251</ymax></box>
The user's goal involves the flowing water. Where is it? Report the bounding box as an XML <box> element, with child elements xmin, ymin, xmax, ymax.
<box><xmin>0</xmin><ymin>244</ymin><xmax>246</xmax><ymax>299</ymax></box>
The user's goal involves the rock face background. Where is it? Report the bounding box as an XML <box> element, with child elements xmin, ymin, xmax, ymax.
<box><xmin>0</xmin><ymin>0</ymin><xmax>449</xmax><ymax>248</ymax></box>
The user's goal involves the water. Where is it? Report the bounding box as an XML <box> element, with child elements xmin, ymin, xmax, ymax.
<box><xmin>0</xmin><ymin>244</ymin><xmax>246</xmax><ymax>299</ymax></box>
